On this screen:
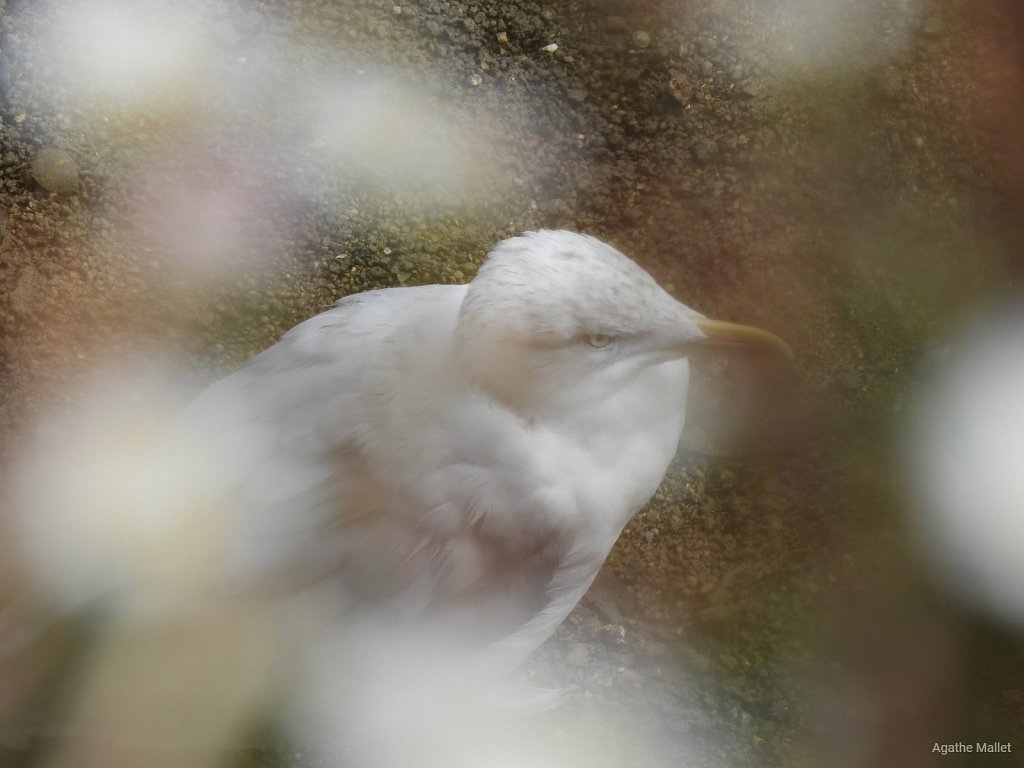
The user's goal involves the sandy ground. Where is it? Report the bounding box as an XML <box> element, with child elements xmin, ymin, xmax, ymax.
<box><xmin>2</xmin><ymin>0</ymin><xmax>1023</xmax><ymax>766</ymax></box>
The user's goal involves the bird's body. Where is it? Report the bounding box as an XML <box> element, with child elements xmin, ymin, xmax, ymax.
<box><xmin>6</xmin><ymin>230</ymin><xmax>788</xmax><ymax>763</ymax></box>
<box><xmin>184</xmin><ymin>233</ymin><xmax>692</xmax><ymax>670</ymax></box>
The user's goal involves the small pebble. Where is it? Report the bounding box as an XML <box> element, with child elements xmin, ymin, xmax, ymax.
<box><xmin>740</xmin><ymin>81</ymin><xmax>761</xmax><ymax>98</ymax></box>
<box><xmin>31</xmin><ymin>147</ymin><xmax>79</xmax><ymax>194</ymax></box>
<box><xmin>600</xmin><ymin>623</ymin><xmax>628</xmax><ymax>647</ymax></box>
<box><xmin>632</xmin><ymin>30</ymin><xmax>651</xmax><ymax>49</ymax></box>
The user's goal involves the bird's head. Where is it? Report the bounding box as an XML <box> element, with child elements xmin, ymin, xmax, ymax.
<box><xmin>455</xmin><ymin>230</ymin><xmax>789</xmax><ymax>417</ymax></box>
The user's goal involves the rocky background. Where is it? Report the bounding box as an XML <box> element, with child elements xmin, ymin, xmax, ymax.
<box><xmin>2</xmin><ymin>0</ymin><xmax>1023</xmax><ymax>766</ymax></box>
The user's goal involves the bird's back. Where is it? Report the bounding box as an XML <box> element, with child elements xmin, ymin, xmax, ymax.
<box><xmin>185</xmin><ymin>284</ymin><xmax>472</xmax><ymax>596</ymax></box>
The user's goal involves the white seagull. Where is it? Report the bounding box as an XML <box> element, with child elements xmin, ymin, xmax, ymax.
<box><xmin>189</xmin><ymin>229</ymin><xmax>787</xmax><ymax>664</ymax></box>
<box><xmin>8</xmin><ymin>229</ymin><xmax>789</xmax><ymax>763</ymax></box>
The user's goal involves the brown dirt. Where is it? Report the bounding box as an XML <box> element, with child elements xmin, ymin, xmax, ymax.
<box><xmin>2</xmin><ymin>1</ymin><xmax>1023</xmax><ymax>766</ymax></box>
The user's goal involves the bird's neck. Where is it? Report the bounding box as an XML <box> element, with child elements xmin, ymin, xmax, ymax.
<box><xmin>531</xmin><ymin>359</ymin><xmax>691</xmax><ymax>524</ymax></box>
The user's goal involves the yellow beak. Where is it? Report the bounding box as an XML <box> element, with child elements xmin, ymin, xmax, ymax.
<box><xmin>693</xmin><ymin>317</ymin><xmax>793</xmax><ymax>358</ymax></box>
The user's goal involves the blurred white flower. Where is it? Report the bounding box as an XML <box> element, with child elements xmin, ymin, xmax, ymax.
<box><xmin>906</xmin><ymin>303</ymin><xmax>1024</xmax><ymax>628</ymax></box>
<box><xmin>50</xmin><ymin>0</ymin><xmax>210</xmax><ymax>104</ymax></box>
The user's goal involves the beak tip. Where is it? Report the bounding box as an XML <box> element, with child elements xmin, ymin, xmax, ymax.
<box><xmin>773</xmin><ymin>337</ymin><xmax>796</xmax><ymax>360</ymax></box>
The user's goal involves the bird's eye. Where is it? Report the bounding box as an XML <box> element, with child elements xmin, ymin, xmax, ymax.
<box><xmin>585</xmin><ymin>333</ymin><xmax>614</xmax><ymax>349</ymax></box>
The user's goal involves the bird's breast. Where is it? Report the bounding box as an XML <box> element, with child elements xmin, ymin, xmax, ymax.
<box><xmin>537</xmin><ymin>357</ymin><xmax>690</xmax><ymax>533</ymax></box>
